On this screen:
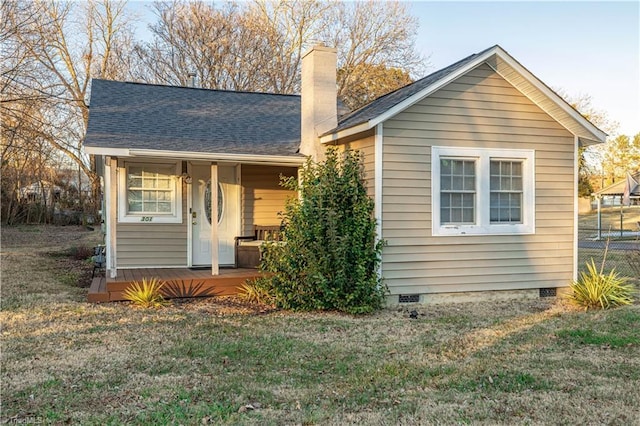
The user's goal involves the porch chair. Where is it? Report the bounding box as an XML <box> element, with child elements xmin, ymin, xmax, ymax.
<box><xmin>234</xmin><ymin>225</ymin><xmax>283</xmax><ymax>268</ymax></box>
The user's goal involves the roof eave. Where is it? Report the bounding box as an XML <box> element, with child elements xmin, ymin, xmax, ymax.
<box><xmin>320</xmin><ymin>47</ymin><xmax>500</xmax><ymax>143</ymax></box>
<box><xmin>321</xmin><ymin>45</ymin><xmax>607</xmax><ymax>145</ymax></box>
<box><xmin>320</xmin><ymin>122</ymin><xmax>370</xmax><ymax>144</ymax></box>
<box><xmin>485</xmin><ymin>46</ymin><xmax>607</xmax><ymax>144</ymax></box>
<box><xmin>84</xmin><ymin>146</ymin><xmax>306</xmax><ymax>165</ymax></box>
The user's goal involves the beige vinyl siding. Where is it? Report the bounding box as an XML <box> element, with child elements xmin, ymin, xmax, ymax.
<box><xmin>382</xmin><ymin>63</ymin><xmax>575</xmax><ymax>295</ymax></box>
<box><xmin>336</xmin><ymin>134</ymin><xmax>376</xmax><ymax>197</ymax></box>
<box><xmin>241</xmin><ymin>165</ymin><xmax>297</xmax><ymax>235</ymax></box>
<box><xmin>116</xmin><ymin>180</ymin><xmax>188</xmax><ymax>268</ymax></box>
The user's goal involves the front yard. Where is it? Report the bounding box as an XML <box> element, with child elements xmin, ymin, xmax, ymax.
<box><xmin>1</xmin><ymin>226</ymin><xmax>639</xmax><ymax>424</ymax></box>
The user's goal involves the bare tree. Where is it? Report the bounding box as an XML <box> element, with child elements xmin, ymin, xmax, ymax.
<box><xmin>556</xmin><ymin>89</ymin><xmax>623</xmax><ymax>193</ymax></box>
<box><xmin>322</xmin><ymin>0</ymin><xmax>425</xmax><ymax>108</ymax></box>
<box><xmin>133</xmin><ymin>1</ymin><xmax>272</xmax><ymax>91</ymax></box>
<box><xmin>248</xmin><ymin>0</ymin><xmax>335</xmax><ymax>93</ymax></box>
<box><xmin>337</xmin><ymin>63</ymin><xmax>413</xmax><ymax>111</ymax></box>
<box><xmin>134</xmin><ymin>0</ymin><xmax>426</xmax><ymax>108</ymax></box>
<box><xmin>3</xmin><ymin>0</ymin><xmax>136</xmax><ymax>219</ymax></box>
<box><xmin>1</xmin><ymin>1</ymin><xmax>53</xmax><ymax>222</ymax></box>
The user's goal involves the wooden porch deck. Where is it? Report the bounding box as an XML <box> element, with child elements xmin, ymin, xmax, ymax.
<box><xmin>88</xmin><ymin>267</ymin><xmax>262</xmax><ymax>303</ymax></box>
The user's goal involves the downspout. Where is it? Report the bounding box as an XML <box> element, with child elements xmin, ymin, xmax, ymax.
<box><xmin>573</xmin><ymin>136</ymin><xmax>579</xmax><ymax>282</ymax></box>
<box><xmin>375</xmin><ymin>123</ymin><xmax>383</xmax><ymax>280</ymax></box>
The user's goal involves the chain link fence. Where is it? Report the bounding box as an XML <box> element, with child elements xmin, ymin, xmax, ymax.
<box><xmin>578</xmin><ymin>206</ymin><xmax>640</xmax><ymax>284</ymax></box>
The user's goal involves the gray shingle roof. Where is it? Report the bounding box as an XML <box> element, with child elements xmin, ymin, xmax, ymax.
<box><xmin>85</xmin><ymin>79</ymin><xmax>303</xmax><ymax>157</ymax></box>
<box><xmin>86</xmin><ymin>46</ymin><xmax>504</xmax><ymax>155</ymax></box>
<box><xmin>329</xmin><ymin>45</ymin><xmax>498</xmax><ymax>134</ymax></box>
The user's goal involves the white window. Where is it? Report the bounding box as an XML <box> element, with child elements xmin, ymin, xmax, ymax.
<box><xmin>118</xmin><ymin>161</ymin><xmax>182</xmax><ymax>223</ymax></box>
<box><xmin>432</xmin><ymin>147</ymin><xmax>534</xmax><ymax>236</ymax></box>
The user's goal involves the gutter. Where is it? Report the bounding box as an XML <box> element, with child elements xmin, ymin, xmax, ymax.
<box><xmin>84</xmin><ymin>146</ymin><xmax>306</xmax><ymax>165</ymax></box>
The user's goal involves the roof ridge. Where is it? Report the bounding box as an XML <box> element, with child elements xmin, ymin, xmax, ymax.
<box><xmin>91</xmin><ymin>78</ymin><xmax>301</xmax><ymax>98</ymax></box>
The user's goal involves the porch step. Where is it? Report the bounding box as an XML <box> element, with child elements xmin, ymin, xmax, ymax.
<box><xmin>87</xmin><ymin>277</ymin><xmax>110</xmax><ymax>303</ymax></box>
<box><xmin>87</xmin><ymin>268</ymin><xmax>262</xmax><ymax>303</ymax></box>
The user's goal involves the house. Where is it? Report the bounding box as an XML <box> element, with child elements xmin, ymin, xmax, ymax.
<box><xmin>594</xmin><ymin>172</ymin><xmax>640</xmax><ymax>206</ymax></box>
<box><xmin>84</xmin><ymin>44</ymin><xmax>606</xmax><ymax>303</ymax></box>
<box><xmin>592</xmin><ymin>172</ymin><xmax>640</xmax><ymax>240</ymax></box>
<box><xmin>17</xmin><ymin>181</ymin><xmax>62</xmax><ymax>204</ymax></box>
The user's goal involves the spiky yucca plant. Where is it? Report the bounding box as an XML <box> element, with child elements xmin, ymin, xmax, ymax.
<box><xmin>123</xmin><ymin>277</ymin><xmax>168</xmax><ymax>308</ymax></box>
<box><xmin>237</xmin><ymin>279</ymin><xmax>274</xmax><ymax>305</ymax></box>
<box><xmin>568</xmin><ymin>259</ymin><xmax>635</xmax><ymax>310</ymax></box>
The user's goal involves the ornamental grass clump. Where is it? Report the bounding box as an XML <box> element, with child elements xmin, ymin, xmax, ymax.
<box><xmin>237</xmin><ymin>279</ymin><xmax>275</xmax><ymax>306</ymax></box>
<box><xmin>123</xmin><ymin>277</ymin><xmax>168</xmax><ymax>308</ymax></box>
<box><xmin>568</xmin><ymin>259</ymin><xmax>635</xmax><ymax>311</ymax></box>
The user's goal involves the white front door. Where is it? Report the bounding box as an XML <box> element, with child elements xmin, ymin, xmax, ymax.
<box><xmin>191</xmin><ymin>164</ymin><xmax>240</xmax><ymax>266</ymax></box>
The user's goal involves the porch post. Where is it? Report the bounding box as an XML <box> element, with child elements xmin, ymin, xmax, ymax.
<box><xmin>106</xmin><ymin>156</ymin><xmax>118</xmax><ymax>278</ymax></box>
<box><xmin>211</xmin><ymin>163</ymin><xmax>219</xmax><ymax>275</ymax></box>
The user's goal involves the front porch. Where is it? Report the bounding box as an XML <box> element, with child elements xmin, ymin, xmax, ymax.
<box><xmin>88</xmin><ymin>267</ymin><xmax>262</xmax><ymax>303</ymax></box>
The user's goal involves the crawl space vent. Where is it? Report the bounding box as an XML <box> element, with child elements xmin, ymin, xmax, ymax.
<box><xmin>539</xmin><ymin>288</ymin><xmax>557</xmax><ymax>298</ymax></box>
<box><xmin>399</xmin><ymin>294</ymin><xmax>420</xmax><ymax>304</ymax></box>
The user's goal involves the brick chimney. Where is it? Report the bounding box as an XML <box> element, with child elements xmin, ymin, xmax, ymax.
<box><xmin>300</xmin><ymin>44</ymin><xmax>337</xmax><ymax>160</ymax></box>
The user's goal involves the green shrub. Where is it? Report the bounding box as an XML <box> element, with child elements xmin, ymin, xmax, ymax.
<box><xmin>567</xmin><ymin>259</ymin><xmax>636</xmax><ymax>310</ymax></box>
<box><xmin>260</xmin><ymin>148</ymin><xmax>386</xmax><ymax>314</ymax></box>
<box><xmin>123</xmin><ymin>277</ymin><xmax>169</xmax><ymax>308</ymax></box>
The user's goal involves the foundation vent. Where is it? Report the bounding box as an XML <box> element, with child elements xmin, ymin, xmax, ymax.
<box><xmin>539</xmin><ymin>288</ymin><xmax>557</xmax><ymax>298</ymax></box>
<box><xmin>399</xmin><ymin>294</ymin><xmax>420</xmax><ymax>304</ymax></box>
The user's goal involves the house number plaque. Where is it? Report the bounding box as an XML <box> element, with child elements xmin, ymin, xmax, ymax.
<box><xmin>140</xmin><ymin>216</ymin><xmax>153</xmax><ymax>222</ymax></box>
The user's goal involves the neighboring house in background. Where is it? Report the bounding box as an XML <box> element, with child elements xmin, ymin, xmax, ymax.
<box><xmin>18</xmin><ymin>181</ymin><xmax>62</xmax><ymax>204</ymax></box>
<box><xmin>592</xmin><ymin>172</ymin><xmax>640</xmax><ymax>240</ymax></box>
<box><xmin>84</xmin><ymin>44</ymin><xmax>606</xmax><ymax>304</ymax></box>
<box><xmin>593</xmin><ymin>171</ymin><xmax>640</xmax><ymax>206</ymax></box>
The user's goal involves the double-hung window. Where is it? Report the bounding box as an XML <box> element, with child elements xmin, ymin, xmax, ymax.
<box><xmin>432</xmin><ymin>147</ymin><xmax>534</xmax><ymax>236</ymax></box>
<box><xmin>440</xmin><ymin>158</ymin><xmax>476</xmax><ymax>224</ymax></box>
<box><xmin>490</xmin><ymin>160</ymin><xmax>523</xmax><ymax>223</ymax></box>
<box><xmin>118</xmin><ymin>161</ymin><xmax>182</xmax><ymax>223</ymax></box>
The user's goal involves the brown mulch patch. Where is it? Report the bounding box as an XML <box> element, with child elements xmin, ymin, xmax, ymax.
<box><xmin>165</xmin><ymin>295</ymin><xmax>278</xmax><ymax>316</ymax></box>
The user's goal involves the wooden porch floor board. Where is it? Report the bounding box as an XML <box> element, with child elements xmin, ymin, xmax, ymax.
<box><xmin>89</xmin><ymin>267</ymin><xmax>261</xmax><ymax>303</ymax></box>
<box><xmin>88</xmin><ymin>277</ymin><xmax>109</xmax><ymax>303</ymax></box>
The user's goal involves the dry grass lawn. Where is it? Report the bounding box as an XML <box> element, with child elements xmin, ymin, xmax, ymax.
<box><xmin>2</xmin><ymin>225</ymin><xmax>640</xmax><ymax>425</ymax></box>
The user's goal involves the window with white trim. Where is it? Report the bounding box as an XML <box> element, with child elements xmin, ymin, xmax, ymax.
<box><xmin>440</xmin><ymin>158</ymin><xmax>476</xmax><ymax>224</ymax></box>
<box><xmin>118</xmin><ymin>161</ymin><xmax>182</xmax><ymax>223</ymax></box>
<box><xmin>490</xmin><ymin>160</ymin><xmax>523</xmax><ymax>223</ymax></box>
<box><xmin>432</xmin><ymin>147</ymin><xmax>534</xmax><ymax>236</ymax></box>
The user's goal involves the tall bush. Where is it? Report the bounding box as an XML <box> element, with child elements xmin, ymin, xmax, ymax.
<box><xmin>260</xmin><ymin>148</ymin><xmax>386</xmax><ymax>314</ymax></box>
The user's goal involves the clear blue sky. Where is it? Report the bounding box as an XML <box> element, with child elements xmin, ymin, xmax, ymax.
<box><xmin>128</xmin><ymin>0</ymin><xmax>639</xmax><ymax>137</ymax></box>
<box><xmin>408</xmin><ymin>1</ymin><xmax>640</xmax><ymax>137</ymax></box>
